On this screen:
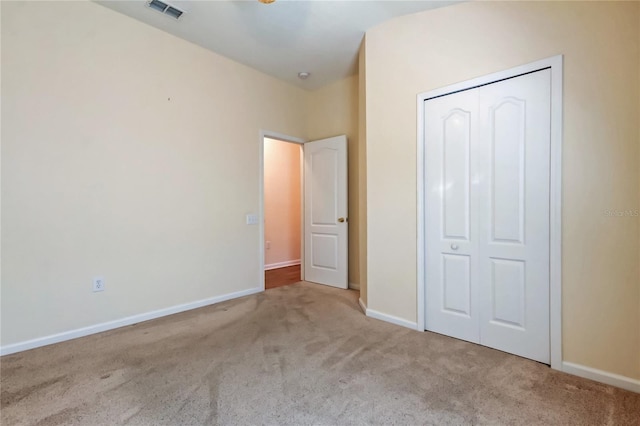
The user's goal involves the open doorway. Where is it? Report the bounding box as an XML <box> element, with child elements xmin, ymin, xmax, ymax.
<box><xmin>263</xmin><ymin>137</ymin><xmax>304</xmax><ymax>290</ymax></box>
<box><xmin>259</xmin><ymin>131</ymin><xmax>349</xmax><ymax>291</ymax></box>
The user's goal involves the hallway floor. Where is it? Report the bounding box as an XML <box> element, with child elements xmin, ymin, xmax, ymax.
<box><xmin>265</xmin><ymin>264</ymin><xmax>301</xmax><ymax>290</ymax></box>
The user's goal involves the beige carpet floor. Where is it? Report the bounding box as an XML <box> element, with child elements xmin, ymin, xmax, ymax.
<box><xmin>1</xmin><ymin>282</ymin><xmax>639</xmax><ymax>425</ymax></box>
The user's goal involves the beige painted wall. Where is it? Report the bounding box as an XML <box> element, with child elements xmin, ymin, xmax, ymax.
<box><xmin>1</xmin><ymin>1</ymin><xmax>308</xmax><ymax>346</ymax></box>
<box><xmin>264</xmin><ymin>138</ymin><xmax>301</xmax><ymax>266</ymax></box>
<box><xmin>365</xmin><ymin>1</ymin><xmax>640</xmax><ymax>379</ymax></box>
<box><xmin>307</xmin><ymin>75</ymin><xmax>360</xmax><ymax>288</ymax></box>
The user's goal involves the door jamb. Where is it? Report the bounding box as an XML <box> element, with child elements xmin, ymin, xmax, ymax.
<box><xmin>259</xmin><ymin>130</ymin><xmax>306</xmax><ymax>292</ymax></box>
<box><xmin>416</xmin><ymin>55</ymin><xmax>563</xmax><ymax>370</ymax></box>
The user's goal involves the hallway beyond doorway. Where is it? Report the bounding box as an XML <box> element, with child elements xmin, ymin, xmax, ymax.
<box><xmin>265</xmin><ymin>265</ymin><xmax>301</xmax><ymax>290</ymax></box>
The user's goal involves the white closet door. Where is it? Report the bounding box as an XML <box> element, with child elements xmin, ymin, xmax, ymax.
<box><xmin>424</xmin><ymin>69</ymin><xmax>551</xmax><ymax>363</ymax></box>
<box><xmin>425</xmin><ymin>88</ymin><xmax>480</xmax><ymax>344</ymax></box>
<box><xmin>477</xmin><ymin>69</ymin><xmax>551</xmax><ymax>363</ymax></box>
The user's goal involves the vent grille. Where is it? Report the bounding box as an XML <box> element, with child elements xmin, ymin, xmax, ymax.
<box><xmin>147</xmin><ymin>0</ymin><xmax>184</xmax><ymax>20</ymax></box>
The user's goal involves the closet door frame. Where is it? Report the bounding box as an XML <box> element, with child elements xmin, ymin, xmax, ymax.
<box><xmin>416</xmin><ymin>55</ymin><xmax>563</xmax><ymax>370</ymax></box>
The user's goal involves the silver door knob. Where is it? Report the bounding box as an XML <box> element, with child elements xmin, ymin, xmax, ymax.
<box><xmin>451</xmin><ymin>244</ymin><xmax>459</xmax><ymax>250</ymax></box>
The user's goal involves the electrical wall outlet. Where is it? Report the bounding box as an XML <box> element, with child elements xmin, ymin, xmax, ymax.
<box><xmin>93</xmin><ymin>276</ymin><xmax>105</xmax><ymax>292</ymax></box>
<box><xmin>266</xmin><ymin>241</ymin><xmax>271</xmax><ymax>249</ymax></box>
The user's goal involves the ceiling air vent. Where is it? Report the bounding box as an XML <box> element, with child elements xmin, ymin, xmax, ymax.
<box><xmin>147</xmin><ymin>0</ymin><xmax>184</xmax><ymax>20</ymax></box>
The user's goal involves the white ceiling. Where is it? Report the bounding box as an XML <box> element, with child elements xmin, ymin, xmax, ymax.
<box><xmin>96</xmin><ymin>0</ymin><xmax>460</xmax><ymax>90</ymax></box>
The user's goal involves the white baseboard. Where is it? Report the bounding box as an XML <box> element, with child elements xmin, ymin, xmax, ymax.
<box><xmin>0</xmin><ymin>287</ymin><xmax>262</xmax><ymax>356</ymax></box>
<box><xmin>365</xmin><ymin>307</ymin><xmax>418</xmax><ymax>331</ymax></box>
<box><xmin>349</xmin><ymin>282</ymin><xmax>360</xmax><ymax>291</ymax></box>
<box><xmin>562</xmin><ymin>361</ymin><xmax>640</xmax><ymax>393</ymax></box>
<box><xmin>264</xmin><ymin>259</ymin><xmax>301</xmax><ymax>271</ymax></box>
<box><xmin>358</xmin><ymin>298</ymin><xmax>367</xmax><ymax>314</ymax></box>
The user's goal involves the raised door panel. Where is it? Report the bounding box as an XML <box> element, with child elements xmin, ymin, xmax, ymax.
<box><xmin>310</xmin><ymin>149</ymin><xmax>338</xmax><ymax>226</ymax></box>
<box><xmin>310</xmin><ymin>234</ymin><xmax>338</xmax><ymax>271</ymax></box>
<box><xmin>490</xmin><ymin>258</ymin><xmax>526</xmax><ymax>329</ymax></box>
<box><xmin>443</xmin><ymin>110</ymin><xmax>471</xmax><ymax>241</ymax></box>
<box><xmin>442</xmin><ymin>254</ymin><xmax>471</xmax><ymax>316</ymax></box>
<box><xmin>491</xmin><ymin>99</ymin><xmax>525</xmax><ymax>244</ymax></box>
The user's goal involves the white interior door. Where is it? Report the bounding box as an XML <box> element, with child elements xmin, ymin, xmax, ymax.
<box><xmin>425</xmin><ymin>89</ymin><xmax>480</xmax><ymax>344</ymax></box>
<box><xmin>477</xmin><ymin>70</ymin><xmax>550</xmax><ymax>363</ymax></box>
<box><xmin>425</xmin><ymin>69</ymin><xmax>551</xmax><ymax>363</ymax></box>
<box><xmin>304</xmin><ymin>135</ymin><xmax>348</xmax><ymax>288</ymax></box>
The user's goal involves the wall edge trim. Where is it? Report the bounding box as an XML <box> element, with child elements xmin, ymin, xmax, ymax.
<box><xmin>358</xmin><ymin>297</ymin><xmax>367</xmax><ymax>314</ymax></box>
<box><xmin>0</xmin><ymin>287</ymin><xmax>262</xmax><ymax>356</ymax></box>
<box><xmin>264</xmin><ymin>260</ymin><xmax>301</xmax><ymax>271</ymax></box>
<box><xmin>562</xmin><ymin>361</ymin><xmax>640</xmax><ymax>393</ymax></box>
<box><xmin>365</xmin><ymin>307</ymin><xmax>418</xmax><ymax>331</ymax></box>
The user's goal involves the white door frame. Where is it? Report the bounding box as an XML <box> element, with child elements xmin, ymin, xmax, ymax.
<box><xmin>259</xmin><ymin>130</ymin><xmax>306</xmax><ymax>291</ymax></box>
<box><xmin>416</xmin><ymin>55</ymin><xmax>563</xmax><ymax>370</ymax></box>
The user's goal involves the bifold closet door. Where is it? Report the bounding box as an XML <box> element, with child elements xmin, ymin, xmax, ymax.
<box><xmin>424</xmin><ymin>69</ymin><xmax>551</xmax><ymax>363</ymax></box>
<box><xmin>477</xmin><ymin>70</ymin><xmax>551</xmax><ymax>363</ymax></box>
<box><xmin>425</xmin><ymin>88</ymin><xmax>481</xmax><ymax>344</ymax></box>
